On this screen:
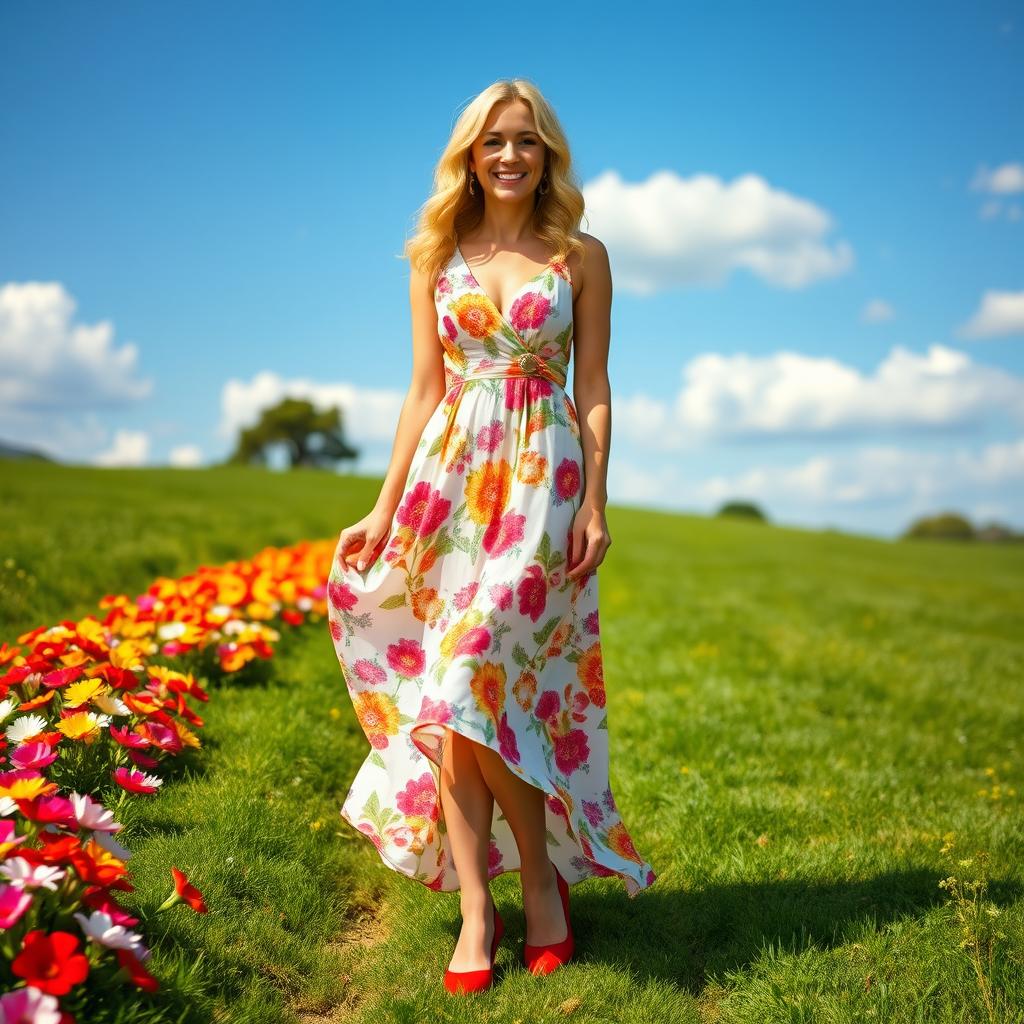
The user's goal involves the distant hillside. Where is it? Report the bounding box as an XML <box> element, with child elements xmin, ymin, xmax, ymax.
<box><xmin>0</xmin><ymin>437</ymin><xmax>58</xmax><ymax>462</ymax></box>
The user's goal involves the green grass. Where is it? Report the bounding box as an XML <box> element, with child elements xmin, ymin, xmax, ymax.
<box><xmin>2</xmin><ymin>460</ymin><xmax>1022</xmax><ymax>1023</ymax></box>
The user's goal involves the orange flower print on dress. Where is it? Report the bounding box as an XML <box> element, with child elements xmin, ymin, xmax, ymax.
<box><xmin>470</xmin><ymin>662</ymin><xmax>506</xmax><ymax>722</ymax></box>
<box><xmin>465</xmin><ymin>459</ymin><xmax>512</xmax><ymax>525</ymax></box>
<box><xmin>327</xmin><ymin>241</ymin><xmax>657</xmax><ymax>899</ymax></box>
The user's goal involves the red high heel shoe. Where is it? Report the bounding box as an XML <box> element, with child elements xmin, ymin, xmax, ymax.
<box><xmin>523</xmin><ymin>865</ymin><xmax>574</xmax><ymax>975</ymax></box>
<box><xmin>443</xmin><ymin>901</ymin><xmax>505</xmax><ymax>995</ymax></box>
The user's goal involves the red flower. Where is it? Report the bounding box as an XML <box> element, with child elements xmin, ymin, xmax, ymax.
<box><xmin>554</xmin><ymin>458</ymin><xmax>581</xmax><ymax>502</ymax></box>
<box><xmin>534</xmin><ymin>690</ymin><xmax>560</xmax><ymax>723</ymax></box>
<box><xmin>516</xmin><ymin>564</ymin><xmax>547</xmax><ymax>622</ymax></box>
<box><xmin>553</xmin><ymin>728</ymin><xmax>590</xmax><ymax>776</ymax></box>
<box><xmin>171</xmin><ymin>866</ymin><xmax>208</xmax><ymax>913</ymax></box>
<box><xmin>497</xmin><ymin>712</ymin><xmax>521</xmax><ymax>764</ymax></box>
<box><xmin>115</xmin><ymin>946</ymin><xmax>160</xmax><ymax>991</ymax></box>
<box><xmin>11</xmin><ymin>929</ymin><xmax>90</xmax><ymax>995</ymax></box>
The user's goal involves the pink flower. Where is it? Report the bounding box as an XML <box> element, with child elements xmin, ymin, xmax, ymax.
<box><xmin>582</xmin><ymin>800</ymin><xmax>603</xmax><ymax>827</ymax></box>
<box><xmin>395</xmin><ymin>481</ymin><xmax>451</xmax><ymax>538</ymax></box>
<box><xmin>554</xmin><ymin>458</ymin><xmax>581</xmax><ymax>502</ymax></box>
<box><xmin>418</xmin><ymin>696</ymin><xmax>453</xmax><ymax>725</ymax></box>
<box><xmin>516</xmin><ymin>564</ymin><xmax>547</xmax><ymax>622</ymax></box>
<box><xmin>357</xmin><ymin>822</ymin><xmax>384</xmax><ymax>852</ymax></box>
<box><xmin>497</xmin><ymin>712</ymin><xmax>520</xmax><ymax>764</ymax></box>
<box><xmin>112</xmin><ymin>767</ymin><xmax>163</xmax><ymax>794</ymax></box>
<box><xmin>487</xmin><ymin>838</ymin><xmax>504</xmax><ymax>877</ymax></box>
<box><xmin>508</xmin><ymin>291</ymin><xmax>551</xmax><ymax>333</ymax></box>
<box><xmin>553</xmin><ymin>729</ymin><xmax>589</xmax><ymax>776</ymax></box>
<box><xmin>475</xmin><ymin>421</ymin><xmax>505</xmax><ymax>452</ymax></box>
<box><xmin>453</xmin><ymin>581</ymin><xmax>479</xmax><ymax>610</ymax></box>
<box><xmin>584</xmin><ymin>610</ymin><xmax>600</xmax><ymax>635</ymax></box>
<box><xmin>386</xmin><ymin>638</ymin><xmax>426</xmax><ymax>678</ymax></box>
<box><xmin>453</xmin><ymin>626</ymin><xmax>491</xmax><ymax>657</ymax></box>
<box><xmin>0</xmin><ymin>987</ymin><xmax>63</xmax><ymax>1024</ymax></box>
<box><xmin>328</xmin><ymin>578</ymin><xmax>358</xmax><ymax>612</ymax></box>
<box><xmin>483</xmin><ymin>510</ymin><xmax>526</xmax><ymax>556</ymax></box>
<box><xmin>489</xmin><ymin>583</ymin><xmax>514</xmax><ymax>610</ymax></box>
<box><xmin>0</xmin><ymin>883</ymin><xmax>33</xmax><ymax>929</ymax></box>
<box><xmin>396</xmin><ymin>772</ymin><xmax>439</xmax><ymax>821</ymax></box>
<box><xmin>10</xmin><ymin>741</ymin><xmax>59</xmax><ymax>771</ymax></box>
<box><xmin>353</xmin><ymin>659</ymin><xmax>388</xmax><ymax>685</ymax></box>
<box><xmin>503</xmin><ymin>376</ymin><xmax>553</xmax><ymax>411</ymax></box>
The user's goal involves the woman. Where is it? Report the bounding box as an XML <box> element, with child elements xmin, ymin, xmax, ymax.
<box><xmin>327</xmin><ymin>79</ymin><xmax>656</xmax><ymax>996</ymax></box>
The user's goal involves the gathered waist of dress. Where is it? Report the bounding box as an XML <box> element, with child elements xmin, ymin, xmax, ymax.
<box><xmin>453</xmin><ymin>351</ymin><xmax>568</xmax><ymax>390</ymax></box>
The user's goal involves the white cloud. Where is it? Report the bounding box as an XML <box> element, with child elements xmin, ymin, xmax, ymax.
<box><xmin>617</xmin><ymin>344</ymin><xmax>1024</xmax><ymax>448</ymax></box>
<box><xmin>169</xmin><ymin>444</ymin><xmax>204</xmax><ymax>467</ymax></box>
<box><xmin>581</xmin><ymin>169</ymin><xmax>854</xmax><ymax>293</ymax></box>
<box><xmin>606</xmin><ymin>439</ymin><xmax>1024</xmax><ymax>535</ymax></box>
<box><xmin>860</xmin><ymin>299</ymin><xmax>894</xmax><ymax>323</ymax></box>
<box><xmin>970</xmin><ymin>162</ymin><xmax>1024</xmax><ymax>195</ymax></box>
<box><xmin>94</xmin><ymin>429</ymin><xmax>150</xmax><ymax>467</ymax></box>
<box><xmin>0</xmin><ymin>282</ymin><xmax>152</xmax><ymax>410</ymax></box>
<box><xmin>218</xmin><ymin>370</ymin><xmax>405</xmax><ymax>444</ymax></box>
<box><xmin>693</xmin><ymin>439</ymin><xmax>1024</xmax><ymax>508</ymax></box>
<box><xmin>957</xmin><ymin>289</ymin><xmax>1024</xmax><ymax>340</ymax></box>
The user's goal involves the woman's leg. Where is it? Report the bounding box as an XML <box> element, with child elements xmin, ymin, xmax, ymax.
<box><xmin>470</xmin><ymin>743</ymin><xmax>568</xmax><ymax>946</ymax></box>
<box><xmin>440</xmin><ymin>728</ymin><xmax>498</xmax><ymax>971</ymax></box>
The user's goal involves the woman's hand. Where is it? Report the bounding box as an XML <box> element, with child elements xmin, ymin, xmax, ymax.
<box><xmin>566</xmin><ymin>499</ymin><xmax>611</xmax><ymax>581</ymax></box>
<box><xmin>338</xmin><ymin>506</ymin><xmax>394</xmax><ymax>572</ymax></box>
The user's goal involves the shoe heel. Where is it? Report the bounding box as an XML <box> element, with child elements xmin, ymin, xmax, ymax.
<box><xmin>523</xmin><ymin>866</ymin><xmax>574</xmax><ymax>976</ymax></box>
<box><xmin>444</xmin><ymin>903</ymin><xmax>504</xmax><ymax>995</ymax></box>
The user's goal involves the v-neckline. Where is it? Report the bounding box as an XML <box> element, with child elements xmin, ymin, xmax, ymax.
<box><xmin>455</xmin><ymin>243</ymin><xmax>556</xmax><ymax>331</ymax></box>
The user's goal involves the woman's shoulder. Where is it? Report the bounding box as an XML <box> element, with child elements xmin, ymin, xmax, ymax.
<box><xmin>568</xmin><ymin>232</ymin><xmax>610</xmax><ymax>293</ymax></box>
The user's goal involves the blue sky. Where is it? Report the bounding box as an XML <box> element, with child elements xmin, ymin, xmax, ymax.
<box><xmin>2</xmin><ymin>0</ymin><xmax>1022</xmax><ymax>537</ymax></box>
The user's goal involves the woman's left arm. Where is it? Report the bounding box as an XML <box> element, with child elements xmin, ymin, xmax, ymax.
<box><xmin>566</xmin><ymin>234</ymin><xmax>613</xmax><ymax>582</ymax></box>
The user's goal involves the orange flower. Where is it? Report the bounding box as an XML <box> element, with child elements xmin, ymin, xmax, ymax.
<box><xmin>353</xmin><ymin>691</ymin><xmax>400</xmax><ymax>740</ymax></box>
<box><xmin>576</xmin><ymin>642</ymin><xmax>604</xmax><ymax>698</ymax></box>
<box><xmin>452</xmin><ymin>293</ymin><xmax>502</xmax><ymax>339</ymax></box>
<box><xmin>411</xmin><ymin>587</ymin><xmax>444</xmax><ymax>625</ymax></box>
<box><xmin>465</xmin><ymin>460</ymin><xmax>512</xmax><ymax>525</ymax></box>
<box><xmin>470</xmin><ymin>662</ymin><xmax>506</xmax><ymax>722</ymax></box>
<box><xmin>513</xmin><ymin>670</ymin><xmax>537</xmax><ymax>711</ymax></box>
<box><xmin>607</xmin><ymin>821</ymin><xmax>643</xmax><ymax>863</ymax></box>
<box><xmin>517</xmin><ymin>449</ymin><xmax>548</xmax><ymax>486</ymax></box>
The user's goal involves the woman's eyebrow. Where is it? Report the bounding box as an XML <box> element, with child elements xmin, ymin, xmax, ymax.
<box><xmin>483</xmin><ymin>129</ymin><xmax>538</xmax><ymax>137</ymax></box>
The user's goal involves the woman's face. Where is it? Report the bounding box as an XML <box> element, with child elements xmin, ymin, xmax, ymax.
<box><xmin>468</xmin><ymin>100</ymin><xmax>547</xmax><ymax>202</ymax></box>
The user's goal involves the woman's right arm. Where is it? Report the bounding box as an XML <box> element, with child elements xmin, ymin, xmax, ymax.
<box><xmin>338</xmin><ymin>261</ymin><xmax>447</xmax><ymax>571</ymax></box>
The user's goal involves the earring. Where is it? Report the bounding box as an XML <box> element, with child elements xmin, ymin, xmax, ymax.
<box><xmin>537</xmin><ymin>173</ymin><xmax>549</xmax><ymax>196</ymax></box>
<box><xmin>468</xmin><ymin>172</ymin><xmax>477</xmax><ymax>196</ymax></box>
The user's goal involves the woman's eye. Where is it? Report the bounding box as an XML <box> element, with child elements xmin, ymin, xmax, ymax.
<box><xmin>485</xmin><ymin>139</ymin><xmax>537</xmax><ymax>145</ymax></box>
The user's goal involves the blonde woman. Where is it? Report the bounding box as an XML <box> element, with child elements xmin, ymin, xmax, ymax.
<box><xmin>327</xmin><ymin>79</ymin><xmax>656</xmax><ymax>996</ymax></box>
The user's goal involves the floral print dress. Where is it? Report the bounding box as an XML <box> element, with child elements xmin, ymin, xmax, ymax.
<box><xmin>326</xmin><ymin>241</ymin><xmax>657</xmax><ymax>898</ymax></box>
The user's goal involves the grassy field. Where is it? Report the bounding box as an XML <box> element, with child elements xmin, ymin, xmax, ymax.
<box><xmin>2</xmin><ymin>460</ymin><xmax>1022</xmax><ymax>1023</ymax></box>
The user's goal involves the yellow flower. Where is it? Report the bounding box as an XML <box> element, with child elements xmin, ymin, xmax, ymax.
<box><xmin>63</xmin><ymin>678</ymin><xmax>109</xmax><ymax>707</ymax></box>
<box><xmin>57</xmin><ymin>711</ymin><xmax>104</xmax><ymax>742</ymax></box>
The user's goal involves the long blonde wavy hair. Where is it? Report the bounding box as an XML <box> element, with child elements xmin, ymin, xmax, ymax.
<box><xmin>405</xmin><ymin>79</ymin><xmax>587</xmax><ymax>289</ymax></box>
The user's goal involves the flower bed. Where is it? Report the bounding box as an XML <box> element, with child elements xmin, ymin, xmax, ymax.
<box><xmin>1</xmin><ymin>540</ymin><xmax>333</xmax><ymax>1019</ymax></box>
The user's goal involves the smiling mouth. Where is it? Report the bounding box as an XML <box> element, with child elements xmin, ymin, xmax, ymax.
<box><xmin>493</xmin><ymin>171</ymin><xmax>528</xmax><ymax>182</ymax></box>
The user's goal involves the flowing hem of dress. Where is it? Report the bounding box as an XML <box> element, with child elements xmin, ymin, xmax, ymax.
<box><xmin>339</xmin><ymin>712</ymin><xmax>657</xmax><ymax>900</ymax></box>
